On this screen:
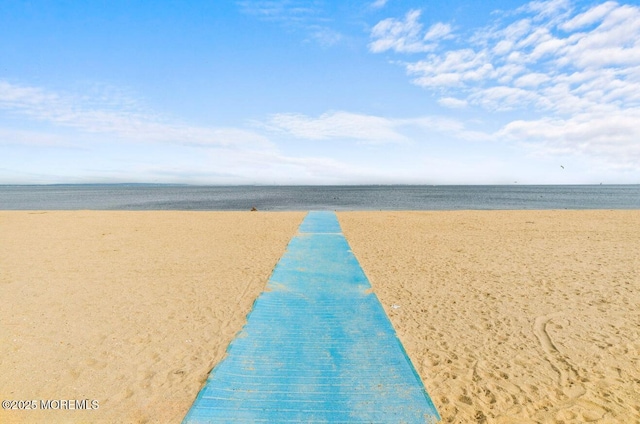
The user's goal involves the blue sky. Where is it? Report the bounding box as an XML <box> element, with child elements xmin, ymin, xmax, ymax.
<box><xmin>1</xmin><ymin>0</ymin><xmax>639</xmax><ymax>184</ymax></box>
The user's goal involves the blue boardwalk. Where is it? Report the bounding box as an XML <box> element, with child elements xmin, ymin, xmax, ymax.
<box><xmin>183</xmin><ymin>211</ymin><xmax>440</xmax><ymax>423</ymax></box>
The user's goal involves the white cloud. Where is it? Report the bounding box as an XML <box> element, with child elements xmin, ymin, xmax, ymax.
<box><xmin>407</xmin><ymin>116</ymin><xmax>492</xmax><ymax>142</ymax></box>
<box><xmin>438</xmin><ymin>97</ymin><xmax>468</xmax><ymax>108</ymax></box>
<box><xmin>390</xmin><ymin>1</ymin><xmax>640</xmax><ymax>113</ymax></box>
<box><xmin>237</xmin><ymin>1</ymin><xmax>342</xmax><ymax>48</ymax></box>
<box><xmin>0</xmin><ymin>81</ymin><xmax>414</xmax><ymax>184</ymax></box>
<box><xmin>0</xmin><ymin>127</ymin><xmax>76</xmax><ymax>147</ymax></box>
<box><xmin>310</xmin><ymin>27</ymin><xmax>343</xmax><ymax>47</ymax></box>
<box><xmin>370</xmin><ymin>0</ymin><xmax>640</xmax><ymax>170</ymax></box>
<box><xmin>423</xmin><ymin>22</ymin><xmax>453</xmax><ymax>42</ymax></box>
<box><xmin>560</xmin><ymin>1</ymin><xmax>617</xmax><ymax>30</ymax></box>
<box><xmin>266</xmin><ymin>111</ymin><xmax>409</xmax><ymax>144</ymax></box>
<box><xmin>265</xmin><ymin>110</ymin><xmax>491</xmax><ymax>144</ymax></box>
<box><xmin>371</xmin><ymin>0</ymin><xmax>388</xmax><ymax>9</ymax></box>
<box><xmin>369</xmin><ymin>10</ymin><xmax>449</xmax><ymax>53</ymax></box>
<box><xmin>236</xmin><ymin>1</ymin><xmax>317</xmax><ymax>22</ymax></box>
<box><xmin>514</xmin><ymin>72</ymin><xmax>550</xmax><ymax>87</ymax></box>
<box><xmin>522</xmin><ymin>0</ymin><xmax>572</xmax><ymax>18</ymax></box>
<box><xmin>407</xmin><ymin>49</ymin><xmax>494</xmax><ymax>87</ymax></box>
<box><xmin>249</xmin><ymin>151</ymin><xmax>387</xmax><ymax>183</ymax></box>
<box><xmin>0</xmin><ymin>80</ymin><xmax>272</xmax><ymax>149</ymax></box>
<box><xmin>179</xmin><ymin>148</ymin><xmax>379</xmax><ymax>184</ymax></box>
<box><xmin>141</xmin><ymin>146</ymin><xmax>400</xmax><ymax>185</ymax></box>
<box><xmin>498</xmin><ymin>110</ymin><xmax>640</xmax><ymax>169</ymax></box>
<box><xmin>470</xmin><ymin>86</ymin><xmax>546</xmax><ymax>111</ymax></box>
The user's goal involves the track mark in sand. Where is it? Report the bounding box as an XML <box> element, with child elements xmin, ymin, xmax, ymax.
<box><xmin>235</xmin><ymin>280</ymin><xmax>255</xmax><ymax>306</ymax></box>
<box><xmin>533</xmin><ymin>313</ymin><xmax>584</xmax><ymax>397</ymax></box>
<box><xmin>228</xmin><ymin>274</ymin><xmax>265</xmax><ymax>324</ymax></box>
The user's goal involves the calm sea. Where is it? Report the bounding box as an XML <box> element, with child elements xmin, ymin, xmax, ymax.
<box><xmin>0</xmin><ymin>185</ymin><xmax>638</xmax><ymax>210</ymax></box>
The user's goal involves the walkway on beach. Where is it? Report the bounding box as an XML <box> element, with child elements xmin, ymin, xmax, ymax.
<box><xmin>183</xmin><ymin>211</ymin><xmax>440</xmax><ymax>423</ymax></box>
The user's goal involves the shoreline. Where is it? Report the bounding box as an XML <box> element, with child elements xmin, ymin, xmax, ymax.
<box><xmin>3</xmin><ymin>185</ymin><xmax>640</xmax><ymax>212</ymax></box>
<box><xmin>1</xmin><ymin>210</ymin><xmax>638</xmax><ymax>423</ymax></box>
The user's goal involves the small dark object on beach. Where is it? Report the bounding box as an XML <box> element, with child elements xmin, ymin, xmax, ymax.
<box><xmin>251</xmin><ymin>206</ymin><xmax>257</xmax><ymax>211</ymax></box>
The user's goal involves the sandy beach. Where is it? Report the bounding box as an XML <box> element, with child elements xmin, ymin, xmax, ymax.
<box><xmin>340</xmin><ymin>211</ymin><xmax>640</xmax><ymax>423</ymax></box>
<box><xmin>0</xmin><ymin>211</ymin><xmax>305</xmax><ymax>423</ymax></box>
<box><xmin>1</xmin><ymin>210</ymin><xmax>639</xmax><ymax>423</ymax></box>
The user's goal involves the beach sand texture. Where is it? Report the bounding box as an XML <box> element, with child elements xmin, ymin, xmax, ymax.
<box><xmin>0</xmin><ymin>211</ymin><xmax>305</xmax><ymax>423</ymax></box>
<box><xmin>339</xmin><ymin>210</ymin><xmax>640</xmax><ymax>423</ymax></box>
<box><xmin>1</xmin><ymin>210</ymin><xmax>639</xmax><ymax>423</ymax></box>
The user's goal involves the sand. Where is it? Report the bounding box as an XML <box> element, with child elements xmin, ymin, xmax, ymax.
<box><xmin>0</xmin><ymin>211</ymin><xmax>305</xmax><ymax>423</ymax></box>
<box><xmin>339</xmin><ymin>211</ymin><xmax>640</xmax><ymax>423</ymax></box>
<box><xmin>1</xmin><ymin>210</ymin><xmax>638</xmax><ymax>423</ymax></box>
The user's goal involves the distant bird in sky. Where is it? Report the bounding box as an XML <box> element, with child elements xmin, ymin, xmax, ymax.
<box><xmin>560</xmin><ymin>165</ymin><xmax>564</xmax><ymax>169</ymax></box>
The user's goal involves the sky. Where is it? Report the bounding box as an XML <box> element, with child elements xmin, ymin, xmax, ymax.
<box><xmin>1</xmin><ymin>0</ymin><xmax>640</xmax><ymax>185</ymax></box>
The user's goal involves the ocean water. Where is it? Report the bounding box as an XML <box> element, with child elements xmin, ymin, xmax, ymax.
<box><xmin>0</xmin><ymin>185</ymin><xmax>638</xmax><ymax>210</ymax></box>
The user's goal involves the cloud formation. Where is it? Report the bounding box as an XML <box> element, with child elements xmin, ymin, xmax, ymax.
<box><xmin>370</xmin><ymin>0</ymin><xmax>640</xmax><ymax>169</ymax></box>
<box><xmin>0</xmin><ymin>81</ymin><xmax>271</xmax><ymax>149</ymax></box>
<box><xmin>369</xmin><ymin>10</ymin><xmax>451</xmax><ymax>53</ymax></box>
<box><xmin>265</xmin><ymin>110</ymin><xmax>490</xmax><ymax>145</ymax></box>
<box><xmin>236</xmin><ymin>0</ymin><xmax>319</xmax><ymax>23</ymax></box>
<box><xmin>370</xmin><ymin>0</ymin><xmax>388</xmax><ymax>9</ymax></box>
<box><xmin>0</xmin><ymin>80</ymin><xmax>396</xmax><ymax>184</ymax></box>
<box><xmin>236</xmin><ymin>0</ymin><xmax>344</xmax><ymax>48</ymax></box>
<box><xmin>266</xmin><ymin>111</ymin><xmax>409</xmax><ymax>144</ymax></box>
